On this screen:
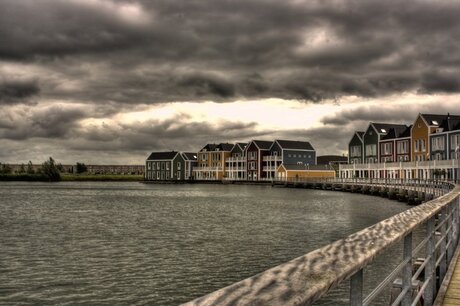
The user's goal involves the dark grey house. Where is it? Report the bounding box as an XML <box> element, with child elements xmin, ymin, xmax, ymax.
<box><xmin>264</xmin><ymin>139</ymin><xmax>316</xmax><ymax>180</ymax></box>
<box><xmin>145</xmin><ymin>151</ymin><xmax>187</xmax><ymax>181</ymax></box>
<box><xmin>181</xmin><ymin>152</ymin><xmax>198</xmax><ymax>180</ymax></box>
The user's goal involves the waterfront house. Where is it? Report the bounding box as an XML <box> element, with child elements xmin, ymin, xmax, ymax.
<box><xmin>181</xmin><ymin>152</ymin><xmax>198</xmax><ymax>180</ymax></box>
<box><xmin>428</xmin><ymin>115</ymin><xmax>460</xmax><ymax>161</ymax></box>
<box><xmin>379</xmin><ymin>125</ymin><xmax>411</xmax><ymax>163</ymax></box>
<box><xmin>364</xmin><ymin>123</ymin><xmax>408</xmax><ymax>164</ymax></box>
<box><xmin>193</xmin><ymin>143</ymin><xmax>233</xmax><ymax>180</ymax></box>
<box><xmin>348</xmin><ymin>131</ymin><xmax>364</xmax><ymax>164</ymax></box>
<box><xmin>225</xmin><ymin>143</ymin><xmax>247</xmax><ymax>180</ymax></box>
<box><xmin>245</xmin><ymin>140</ymin><xmax>273</xmax><ymax>181</ymax></box>
<box><xmin>276</xmin><ymin>164</ymin><xmax>335</xmax><ymax>181</ymax></box>
<box><xmin>145</xmin><ymin>151</ymin><xmax>186</xmax><ymax>181</ymax></box>
<box><xmin>264</xmin><ymin>140</ymin><xmax>316</xmax><ymax>180</ymax></box>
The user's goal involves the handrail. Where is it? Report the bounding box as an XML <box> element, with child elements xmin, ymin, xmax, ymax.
<box><xmin>182</xmin><ymin>183</ymin><xmax>460</xmax><ymax>306</ymax></box>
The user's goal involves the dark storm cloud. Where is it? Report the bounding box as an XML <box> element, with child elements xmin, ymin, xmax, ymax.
<box><xmin>0</xmin><ymin>105</ymin><xmax>88</xmax><ymax>140</ymax></box>
<box><xmin>0</xmin><ymin>78</ymin><xmax>40</xmax><ymax>104</ymax></box>
<box><xmin>2</xmin><ymin>0</ymin><xmax>460</xmax><ymax>103</ymax></box>
<box><xmin>322</xmin><ymin>102</ymin><xmax>460</xmax><ymax>127</ymax></box>
<box><xmin>73</xmin><ymin>116</ymin><xmax>270</xmax><ymax>152</ymax></box>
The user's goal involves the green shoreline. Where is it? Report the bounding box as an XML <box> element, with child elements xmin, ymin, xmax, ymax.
<box><xmin>0</xmin><ymin>174</ymin><xmax>145</xmax><ymax>182</ymax></box>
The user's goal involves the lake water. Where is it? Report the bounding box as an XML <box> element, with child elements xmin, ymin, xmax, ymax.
<box><xmin>0</xmin><ymin>182</ymin><xmax>412</xmax><ymax>305</ymax></box>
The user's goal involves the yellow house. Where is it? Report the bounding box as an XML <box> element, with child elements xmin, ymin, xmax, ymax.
<box><xmin>411</xmin><ymin>114</ymin><xmax>447</xmax><ymax>161</ymax></box>
<box><xmin>276</xmin><ymin>164</ymin><xmax>336</xmax><ymax>181</ymax></box>
<box><xmin>193</xmin><ymin>143</ymin><xmax>233</xmax><ymax>180</ymax></box>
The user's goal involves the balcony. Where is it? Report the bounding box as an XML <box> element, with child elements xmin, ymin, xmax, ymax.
<box><xmin>192</xmin><ymin>166</ymin><xmax>223</xmax><ymax>172</ymax></box>
<box><xmin>226</xmin><ymin>157</ymin><xmax>246</xmax><ymax>162</ymax></box>
<box><xmin>262</xmin><ymin>166</ymin><xmax>277</xmax><ymax>171</ymax></box>
<box><xmin>263</xmin><ymin>156</ymin><xmax>282</xmax><ymax>162</ymax></box>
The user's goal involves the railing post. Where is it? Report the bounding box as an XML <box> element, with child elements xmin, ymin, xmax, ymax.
<box><xmin>350</xmin><ymin>268</ymin><xmax>363</xmax><ymax>306</ymax></box>
<box><xmin>439</xmin><ymin>207</ymin><xmax>447</xmax><ymax>283</ymax></box>
<box><xmin>402</xmin><ymin>233</ymin><xmax>413</xmax><ymax>306</ymax></box>
<box><xmin>425</xmin><ymin>216</ymin><xmax>436</xmax><ymax>306</ymax></box>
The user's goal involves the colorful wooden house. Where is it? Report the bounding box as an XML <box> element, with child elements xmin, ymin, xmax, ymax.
<box><xmin>225</xmin><ymin>143</ymin><xmax>247</xmax><ymax>180</ymax></box>
<box><xmin>181</xmin><ymin>152</ymin><xmax>198</xmax><ymax>180</ymax></box>
<box><xmin>348</xmin><ymin>131</ymin><xmax>364</xmax><ymax>164</ymax></box>
<box><xmin>429</xmin><ymin>115</ymin><xmax>460</xmax><ymax>160</ymax></box>
<box><xmin>363</xmin><ymin>123</ymin><xmax>408</xmax><ymax>163</ymax></box>
<box><xmin>379</xmin><ymin>125</ymin><xmax>411</xmax><ymax>163</ymax></box>
<box><xmin>245</xmin><ymin>140</ymin><xmax>273</xmax><ymax>181</ymax></box>
<box><xmin>264</xmin><ymin>140</ymin><xmax>316</xmax><ymax>180</ymax></box>
<box><xmin>193</xmin><ymin>143</ymin><xmax>233</xmax><ymax>180</ymax></box>
<box><xmin>145</xmin><ymin>151</ymin><xmax>186</xmax><ymax>181</ymax></box>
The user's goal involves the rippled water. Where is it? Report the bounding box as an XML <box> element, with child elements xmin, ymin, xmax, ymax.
<box><xmin>0</xmin><ymin>182</ymin><xmax>411</xmax><ymax>305</ymax></box>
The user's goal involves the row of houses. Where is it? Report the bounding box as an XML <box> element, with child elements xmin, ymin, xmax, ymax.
<box><xmin>349</xmin><ymin>113</ymin><xmax>460</xmax><ymax>164</ymax></box>
<box><xmin>146</xmin><ymin>139</ymin><xmax>336</xmax><ymax>181</ymax></box>
<box><xmin>344</xmin><ymin>113</ymin><xmax>460</xmax><ymax>180</ymax></box>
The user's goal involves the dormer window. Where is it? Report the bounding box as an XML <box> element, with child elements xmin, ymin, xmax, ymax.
<box><xmin>380</xmin><ymin>129</ymin><xmax>386</xmax><ymax>133</ymax></box>
<box><xmin>432</xmin><ymin>120</ymin><xmax>438</xmax><ymax>125</ymax></box>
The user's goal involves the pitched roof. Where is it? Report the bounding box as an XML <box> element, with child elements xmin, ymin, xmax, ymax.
<box><xmin>146</xmin><ymin>151</ymin><xmax>178</xmax><ymax>160</ymax></box>
<box><xmin>252</xmin><ymin>140</ymin><xmax>273</xmax><ymax>150</ymax></box>
<box><xmin>381</xmin><ymin>125</ymin><xmax>411</xmax><ymax>140</ymax></box>
<box><xmin>182</xmin><ymin>152</ymin><xmax>197</xmax><ymax>161</ymax></box>
<box><xmin>200</xmin><ymin>143</ymin><xmax>234</xmax><ymax>152</ymax></box>
<box><xmin>236</xmin><ymin>142</ymin><xmax>248</xmax><ymax>150</ymax></box>
<box><xmin>276</xmin><ymin>139</ymin><xmax>315</xmax><ymax>150</ymax></box>
<box><xmin>356</xmin><ymin>131</ymin><xmax>365</xmax><ymax>140</ymax></box>
<box><xmin>371</xmin><ymin>123</ymin><xmax>408</xmax><ymax>135</ymax></box>
<box><xmin>219</xmin><ymin>143</ymin><xmax>234</xmax><ymax>151</ymax></box>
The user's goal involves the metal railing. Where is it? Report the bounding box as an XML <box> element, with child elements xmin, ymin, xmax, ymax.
<box><xmin>182</xmin><ymin>181</ymin><xmax>459</xmax><ymax>306</ymax></box>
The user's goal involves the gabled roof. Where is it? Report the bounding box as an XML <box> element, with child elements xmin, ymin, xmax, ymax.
<box><xmin>356</xmin><ymin>131</ymin><xmax>365</xmax><ymax>140</ymax></box>
<box><xmin>381</xmin><ymin>125</ymin><xmax>411</xmax><ymax>140</ymax></box>
<box><xmin>200</xmin><ymin>143</ymin><xmax>234</xmax><ymax>152</ymax></box>
<box><xmin>236</xmin><ymin>142</ymin><xmax>248</xmax><ymax>150</ymax></box>
<box><xmin>275</xmin><ymin>139</ymin><xmax>315</xmax><ymax>151</ymax></box>
<box><xmin>219</xmin><ymin>143</ymin><xmax>234</xmax><ymax>151</ymax></box>
<box><xmin>146</xmin><ymin>151</ymin><xmax>178</xmax><ymax>160</ymax></box>
<box><xmin>420</xmin><ymin>114</ymin><xmax>450</xmax><ymax>127</ymax></box>
<box><xmin>249</xmin><ymin>140</ymin><xmax>273</xmax><ymax>150</ymax></box>
<box><xmin>371</xmin><ymin>123</ymin><xmax>408</xmax><ymax>135</ymax></box>
<box><xmin>182</xmin><ymin>152</ymin><xmax>197</xmax><ymax>161</ymax></box>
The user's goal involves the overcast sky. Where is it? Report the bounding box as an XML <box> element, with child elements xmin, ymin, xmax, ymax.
<box><xmin>1</xmin><ymin>0</ymin><xmax>460</xmax><ymax>164</ymax></box>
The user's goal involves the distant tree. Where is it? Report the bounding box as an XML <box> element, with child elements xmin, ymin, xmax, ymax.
<box><xmin>26</xmin><ymin>161</ymin><xmax>35</xmax><ymax>174</ymax></box>
<box><xmin>40</xmin><ymin>157</ymin><xmax>61</xmax><ymax>181</ymax></box>
<box><xmin>76</xmin><ymin>162</ymin><xmax>87</xmax><ymax>174</ymax></box>
<box><xmin>56</xmin><ymin>163</ymin><xmax>64</xmax><ymax>172</ymax></box>
<box><xmin>0</xmin><ymin>163</ymin><xmax>12</xmax><ymax>174</ymax></box>
<box><xmin>18</xmin><ymin>163</ymin><xmax>26</xmax><ymax>174</ymax></box>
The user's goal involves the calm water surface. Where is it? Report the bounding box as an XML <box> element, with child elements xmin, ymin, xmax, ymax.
<box><xmin>0</xmin><ymin>182</ymin><xmax>411</xmax><ymax>305</ymax></box>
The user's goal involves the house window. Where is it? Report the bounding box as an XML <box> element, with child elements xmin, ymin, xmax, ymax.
<box><xmin>397</xmin><ymin>141</ymin><xmax>408</xmax><ymax>154</ymax></box>
<box><xmin>156</xmin><ymin>172</ymin><xmax>160</xmax><ymax>179</ymax></box>
<box><xmin>152</xmin><ymin>163</ymin><xmax>156</xmax><ymax>170</ymax></box>
<box><xmin>351</xmin><ymin>146</ymin><xmax>361</xmax><ymax>157</ymax></box>
<box><xmin>166</xmin><ymin>172</ymin><xmax>170</xmax><ymax>179</ymax></box>
<box><xmin>366</xmin><ymin>144</ymin><xmax>377</xmax><ymax>156</ymax></box>
<box><xmin>157</xmin><ymin>162</ymin><xmax>160</xmax><ymax>169</ymax></box>
<box><xmin>382</xmin><ymin>143</ymin><xmax>392</xmax><ymax>155</ymax></box>
<box><xmin>161</xmin><ymin>162</ymin><xmax>165</xmax><ymax>170</ymax></box>
<box><xmin>288</xmin><ymin>154</ymin><xmax>292</xmax><ymax>158</ymax></box>
<box><xmin>177</xmin><ymin>162</ymin><xmax>181</xmax><ymax>170</ymax></box>
<box><xmin>166</xmin><ymin>163</ymin><xmax>170</xmax><ymax>170</ymax></box>
<box><xmin>450</xmin><ymin>134</ymin><xmax>460</xmax><ymax>152</ymax></box>
<box><xmin>432</xmin><ymin>137</ymin><xmax>445</xmax><ymax>151</ymax></box>
<box><xmin>177</xmin><ymin>171</ymin><xmax>181</xmax><ymax>179</ymax></box>
<box><xmin>147</xmin><ymin>163</ymin><xmax>151</xmax><ymax>170</ymax></box>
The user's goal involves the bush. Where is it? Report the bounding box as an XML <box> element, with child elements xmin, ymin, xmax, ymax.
<box><xmin>40</xmin><ymin>157</ymin><xmax>61</xmax><ymax>181</ymax></box>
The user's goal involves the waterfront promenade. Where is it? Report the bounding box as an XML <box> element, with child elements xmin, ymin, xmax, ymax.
<box><xmin>183</xmin><ymin>179</ymin><xmax>460</xmax><ymax>306</ymax></box>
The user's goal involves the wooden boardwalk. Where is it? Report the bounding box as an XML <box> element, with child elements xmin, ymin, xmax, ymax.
<box><xmin>436</xmin><ymin>243</ymin><xmax>460</xmax><ymax>306</ymax></box>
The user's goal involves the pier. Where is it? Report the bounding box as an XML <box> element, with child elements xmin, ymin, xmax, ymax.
<box><xmin>183</xmin><ymin>179</ymin><xmax>460</xmax><ymax>306</ymax></box>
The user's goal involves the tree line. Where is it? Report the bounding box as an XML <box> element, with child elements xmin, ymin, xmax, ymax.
<box><xmin>0</xmin><ymin>158</ymin><xmax>88</xmax><ymax>181</ymax></box>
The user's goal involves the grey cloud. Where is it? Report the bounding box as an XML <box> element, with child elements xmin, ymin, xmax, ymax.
<box><xmin>2</xmin><ymin>0</ymin><xmax>460</xmax><ymax>103</ymax></box>
<box><xmin>322</xmin><ymin>102</ymin><xmax>460</xmax><ymax>127</ymax></box>
<box><xmin>0</xmin><ymin>78</ymin><xmax>40</xmax><ymax>104</ymax></box>
<box><xmin>0</xmin><ymin>105</ymin><xmax>87</xmax><ymax>140</ymax></box>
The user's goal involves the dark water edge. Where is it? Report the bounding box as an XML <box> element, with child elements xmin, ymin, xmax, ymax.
<box><xmin>0</xmin><ymin>182</ymin><xmax>412</xmax><ymax>305</ymax></box>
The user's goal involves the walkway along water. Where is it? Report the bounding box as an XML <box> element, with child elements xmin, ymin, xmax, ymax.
<box><xmin>182</xmin><ymin>179</ymin><xmax>460</xmax><ymax>306</ymax></box>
